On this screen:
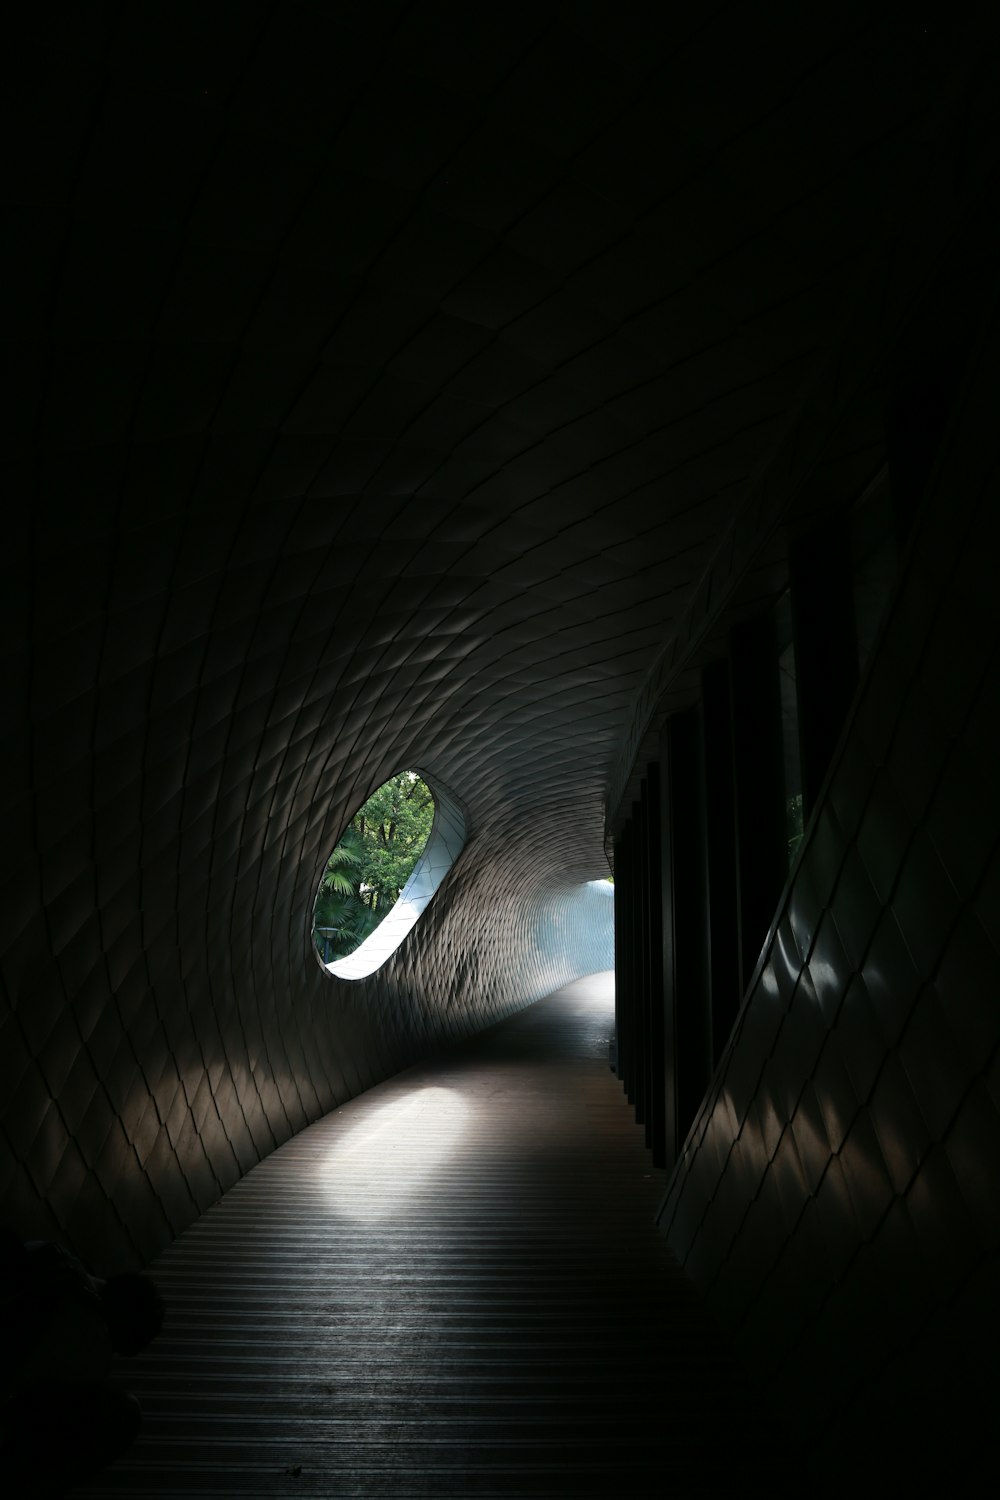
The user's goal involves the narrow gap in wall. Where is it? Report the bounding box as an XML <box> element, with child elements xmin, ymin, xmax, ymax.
<box><xmin>851</xmin><ymin>466</ymin><xmax>897</xmax><ymax>674</ymax></box>
<box><xmin>775</xmin><ymin>589</ymin><xmax>804</xmax><ymax>868</ymax></box>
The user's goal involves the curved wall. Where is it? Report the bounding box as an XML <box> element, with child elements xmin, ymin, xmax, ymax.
<box><xmin>2</xmin><ymin>699</ymin><xmax>613</xmax><ymax>1268</ymax></box>
<box><xmin>1</xmin><ymin>3</ymin><xmax>969</xmax><ymax>1273</ymax></box>
<box><xmin>657</xmin><ymin>288</ymin><xmax>1000</xmax><ymax>1488</ymax></box>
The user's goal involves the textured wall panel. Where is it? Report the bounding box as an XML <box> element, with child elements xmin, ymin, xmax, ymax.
<box><xmin>0</xmin><ymin>4</ymin><xmax>980</xmax><ymax>1276</ymax></box>
<box><xmin>658</xmin><ymin>314</ymin><xmax>1000</xmax><ymax>1488</ymax></box>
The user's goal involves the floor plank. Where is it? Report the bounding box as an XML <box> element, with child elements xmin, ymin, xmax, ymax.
<box><xmin>73</xmin><ymin>974</ymin><xmax>785</xmax><ymax>1498</ymax></box>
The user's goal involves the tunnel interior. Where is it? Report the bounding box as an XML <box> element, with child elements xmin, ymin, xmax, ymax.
<box><xmin>3</xmin><ymin>4</ymin><xmax>1000</xmax><ymax>1495</ymax></box>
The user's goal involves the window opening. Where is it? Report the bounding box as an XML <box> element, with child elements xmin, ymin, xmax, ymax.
<box><xmin>313</xmin><ymin>770</ymin><xmax>466</xmax><ymax>980</ymax></box>
<box><xmin>313</xmin><ymin>771</ymin><xmax>434</xmax><ymax>963</ymax></box>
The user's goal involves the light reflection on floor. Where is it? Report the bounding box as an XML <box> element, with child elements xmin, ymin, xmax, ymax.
<box><xmin>320</xmin><ymin>1086</ymin><xmax>471</xmax><ymax>1220</ymax></box>
<box><xmin>67</xmin><ymin>969</ymin><xmax>783</xmax><ymax>1499</ymax></box>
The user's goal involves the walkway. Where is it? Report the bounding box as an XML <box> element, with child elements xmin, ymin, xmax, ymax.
<box><xmin>75</xmin><ymin>974</ymin><xmax>782</xmax><ymax>1498</ymax></box>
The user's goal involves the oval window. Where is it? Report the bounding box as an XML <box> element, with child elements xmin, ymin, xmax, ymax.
<box><xmin>313</xmin><ymin>770</ymin><xmax>466</xmax><ymax>980</ymax></box>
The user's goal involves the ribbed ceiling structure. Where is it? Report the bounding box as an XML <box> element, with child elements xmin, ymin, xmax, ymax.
<box><xmin>2</xmin><ymin>3</ymin><xmax>973</xmax><ymax>1267</ymax></box>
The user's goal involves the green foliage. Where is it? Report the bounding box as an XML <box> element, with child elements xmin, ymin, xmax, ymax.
<box><xmin>318</xmin><ymin>827</ymin><xmax>361</xmax><ymax>895</ymax></box>
<box><xmin>313</xmin><ymin>772</ymin><xmax>435</xmax><ymax>961</ymax></box>
<box><xmin>353</xmin><ymin>772</ymin><xmax>435</xmax><ymax>910</ymax></box>
<box><xmin>313</xmin><ymin>882</ymin><xmax>382</xmax><ymax>959</ymax></box>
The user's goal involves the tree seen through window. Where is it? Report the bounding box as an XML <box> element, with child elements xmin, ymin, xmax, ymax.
<box><xmin>313</xmin><ymin>772</ymin><xmax>434</xmax><ymax>962</ymax></box>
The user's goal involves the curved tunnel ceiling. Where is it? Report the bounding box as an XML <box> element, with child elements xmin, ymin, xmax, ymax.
<box><xmin>3</xmin><ymin>2</ymin><xmax>971</xmax><ymax>1263</ymax></box>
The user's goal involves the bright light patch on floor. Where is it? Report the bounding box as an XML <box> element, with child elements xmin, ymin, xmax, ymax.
<box><xmin>321</xmin><ymin>1086</ymin><xmax>470</xmax><ymax>1219</ymax></box>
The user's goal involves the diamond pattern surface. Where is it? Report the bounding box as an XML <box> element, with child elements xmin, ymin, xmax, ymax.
<box><xmin>0</xmin><ymin>3</ymin><xmax>980</xmax><ymax>1278</ymax></box>
<box><xmin>659</xmin><ymin>310</ymin><xmax>1000</xmax><ymax>1489</ymax></box>
<box><xmin>66</xmin><ymin>976</ymin><xmax>790</xmax><ymax>1500</ymax></box>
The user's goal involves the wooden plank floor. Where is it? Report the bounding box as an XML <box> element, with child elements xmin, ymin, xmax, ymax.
<box><xmin>73</xmin><ymin>974</ymin><xmax>786</xmax><ymax>1499</ymax></box>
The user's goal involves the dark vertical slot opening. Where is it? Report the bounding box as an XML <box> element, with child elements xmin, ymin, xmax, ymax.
<box><xmin>670</xmin><ymin>708</ymin><xmax>713</xmax><ymax>1148</ymax></box>
<box><xmin>730</xmin><ymin>612</ymin><xmax>787</xmax><ymax>992</ymax></box>
<box><xmin>851</xmin><ymin>468</ymin><xmax>897</xmax><ymax>676</ymax></box>
<box><xmin>788</xmin><ymin>522</ymin><xmax>859</xmax><ymax>823</ymax></box>
<box><xmin>659</xmin><ymin>728</ymin><xmax>679</xmax><ymax>1173</ymax></box>
<box><xmin>631</xmin><ymin>798</ymin><xmax>647</xmax><ymax>1129</ymax></box>
<box><xmin>644</xmin><ymin>763</ymin><xmax>667</xmax><ymax>1168</ymax></box>
<box><xmin>775</xmin><ymin>590</ymin><xmax>804</xmax><ymax>868</ymax></box>
<box><xmin>701</xmin><ymin>658</ymin><xmax>741</xmax><ymax>1064</ymax></box>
